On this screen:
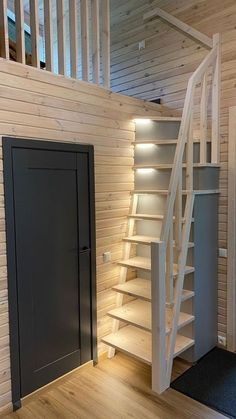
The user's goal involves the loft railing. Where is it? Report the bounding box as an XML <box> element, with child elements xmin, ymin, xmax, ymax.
<box><xmin>144</xmin><ymin>8</ymin><xmax>221</xmax><ymax>393</ymax></box>
<box><xmin>0</xmin><ymin>0</ymin><xmax>110</xmax><ymax>88</ymax></box>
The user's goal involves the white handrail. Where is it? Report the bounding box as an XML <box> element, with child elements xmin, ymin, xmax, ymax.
<box><xmin>160</xmin><ymin>46</ymin><xmax>218</xmax><ymax>244</ymax></box>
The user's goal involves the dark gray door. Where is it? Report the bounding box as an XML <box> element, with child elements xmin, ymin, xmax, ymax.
<box><xmin>11</xmin><ymin>147</ymin><xmax>90</xmax><ymax>396</ymax></box>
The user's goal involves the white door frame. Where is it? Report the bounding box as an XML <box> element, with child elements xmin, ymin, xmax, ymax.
<box><xmin>227</xmin><ymin>106</ymin><xmax>236</xmax><ymax>352</ymax></box>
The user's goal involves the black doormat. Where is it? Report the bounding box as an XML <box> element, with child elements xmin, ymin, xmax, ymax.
<box><xmin>171</xmin><ymin>347</ymin><xmax>236</xmax><ymax>419</ymax></box>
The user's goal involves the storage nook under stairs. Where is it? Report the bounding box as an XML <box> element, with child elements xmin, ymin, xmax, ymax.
<box><xmin>102</xmin><ymin>117</ymin><xmax>219</xmax><ymax>393</ymax></box>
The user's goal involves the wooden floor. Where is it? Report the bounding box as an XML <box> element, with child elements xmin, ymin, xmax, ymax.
<box><xmin>4</xmin><ymin>352</ymin><xmax>227</xmax><ymax>419</ymax></box>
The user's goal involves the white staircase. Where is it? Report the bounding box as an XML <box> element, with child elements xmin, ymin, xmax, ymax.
<box><xmin>102</xmin><ymin>32</ymin><xmax>221</xmax><ymax>394</ymax></box>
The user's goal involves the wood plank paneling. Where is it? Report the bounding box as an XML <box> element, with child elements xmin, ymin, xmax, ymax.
<box><xmin>110</xmin><ymin>0</ymin><xmax>235</xmax><ymax>343</ymax></box>
<box><xmin>0</xmin><ymin>58</ymin><xmax>163</xmax><ymax>411</ymax></box>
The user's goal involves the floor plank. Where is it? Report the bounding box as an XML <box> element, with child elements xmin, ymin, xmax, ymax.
<box><xmin>4</xmin><ymin>352</ymin><xmax>227</xmax><ymax>419</ymax></box>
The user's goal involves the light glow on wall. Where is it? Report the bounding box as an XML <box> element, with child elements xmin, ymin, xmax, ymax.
<box><xmin>136</xmin><ymin>168</ymin><xmax>155</xmax><ymax>174</ymax></box>
<box><xmin>135</xmin><ymin>143</ymin><xmax>155</xmax><ymax>149</ymax></box>
<box><xmin>133</xmin><ymin>119</ymin><xmax>152</xmax><ymax>125</ymax></box>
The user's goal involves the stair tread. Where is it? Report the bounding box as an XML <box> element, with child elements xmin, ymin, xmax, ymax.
<box><xmin>118</xmin><ymin>256</ymin><xmax>195</xmax><ymax>275</ymax></box>
<box><xmin>101</xmin><ymin>326</ymin><xmax>194</xmax><ymax>365</ymax></box>
<box><xmin>113</xmin><ymin>278</ymin><xmax>194</xmax><ymax>302</ymax></box>
<box><xmin>107</xmin><ymin>299</ymin><xmax>194</xmax><ymax>333</ymax></box>
<box><xmin>134</xmin><ymin>163</ymin><xmax>220</xmax><ymax>169</ymax></box>
<box><xmin>123</xmin><ymin>235</ymin><xmax>194</xmax><ymax>247</ymax></box>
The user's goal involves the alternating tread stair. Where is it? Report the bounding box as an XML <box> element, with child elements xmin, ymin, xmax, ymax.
<box><xmin>102</xmin><ymin>116</ymin><xmax>197</xmax><ymax>383</ymax></box>
<box><xmin>102</xmin><ymin>18</ymin><xmax>220</xmax><ymax>395</ymax></box>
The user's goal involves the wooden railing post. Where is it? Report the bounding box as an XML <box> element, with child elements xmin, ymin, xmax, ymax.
<box><xmin>166</xmin><ymin>225</ymin><xmax>174</xmax><ymax>305</ymax></box>
<box><xmin>30</xmin><ymin>0</ymin><xmax>40</xmax><ymax>68</ymax></box>
<box><xmin>186</xmin><ymin>109</ymin><xmax>194</xmax><ymax>190</ymax></box>
<box><xmin>44</xmin><ymin>0</ymin><xmax>53</xmax><ymax>71</ymax></box>
<box><xmin>200</xmin><ymin>73</ymin><xmax>208</xmax><ymax>163</ymax></box>
<box><xmin>57</xmin><ymin>0</ymin><xmax>66</xmax><ymax>75</ymax></box>
<box><xmin>91</xmin><ymin>0</ymin><xmax>100</xmax><ymax>84</ymax></box>
<box><xmin>0</xmin><ymin>0</ymin><xmax>9</xmax><ymax>59</ymax></box>
<box><xmin>81</xmin><ymin>0</ymin><xmax>90</xmax><ymax>82</ymax></box>
<box><xmin>69</xmin><ymin>0</ymin><xmax>78</xmax><ymax>79</ymax></box>
<box><xmin>151</xmin><ymin>241</ymin><xmax>168</xmax><ymax>394</ymax></box>
<box><xmin>211</xmin><ymin>33</ymin><xmax>221</xmax><ymax>164</ymax></box>
<box><xmin>15</xmin><ymin>0</ymin><xmax>25</xmax><ymax>64</ymax></box>
<box><xmin>101</xmin><ymin>0</ymin><xmax>110</xmax><ymax>88</ymax></box>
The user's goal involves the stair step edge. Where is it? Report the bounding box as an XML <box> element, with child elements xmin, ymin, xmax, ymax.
<box><xmin>107</xmin><ymin>300</ymin><xmax>195</xmax><ymax>333</ymax></box>
<box><xmin>112</xmin><ymin>280</ymin><xmax>194</xmax><ymax>303</ymax></box>
<box><xmin>101</xmin><ymin>325</ymin><xmax>194</xmax><ymax>364</ymax></box>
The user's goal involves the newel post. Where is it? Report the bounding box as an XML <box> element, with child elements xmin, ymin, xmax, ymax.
<box><xmin>211</xmin><ymin>33</ymin><xmax>221</xmax><ymax>164</ymax></box>
<box><xmin>151</xmin><ymin>241</ymin><xmax>168</xmax><ymax>394</ymax></box>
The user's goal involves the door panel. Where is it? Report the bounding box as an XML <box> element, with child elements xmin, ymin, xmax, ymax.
<box><xmin>11</xmin><ymin>148</ymin><xmax>83</xmax><ymax>396</ymax></box>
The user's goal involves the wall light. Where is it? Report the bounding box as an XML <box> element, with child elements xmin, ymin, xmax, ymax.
<box><xmin>136</xmin><ymin>168</ymin><xmax>155</xmax><ymax>174</ymax></box>
<box><xmin>135</xmin><ymin>143</ymin><xmax>155</xmax><ymax>149</ymax></box>
<box><xmin>133</xmin><ymin>118</ymin><xmax>152</xmax><ymax>125</ymax></box>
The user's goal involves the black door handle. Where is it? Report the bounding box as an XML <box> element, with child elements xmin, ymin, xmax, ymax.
<box><xmin>79</xmin><ymin>246</ymin><xmax>90</xmax><ymax>254</ymax></box>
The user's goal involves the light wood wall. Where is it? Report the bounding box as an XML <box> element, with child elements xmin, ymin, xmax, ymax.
<box><xmin>0</xmin><ymin>58</ymin><xmax>166</xmax><ymax>411</ymax></box>
<box><xmin>110</xmin><ymin>0</ymin><xmax>235</xmax><ymax>341</ymax></box>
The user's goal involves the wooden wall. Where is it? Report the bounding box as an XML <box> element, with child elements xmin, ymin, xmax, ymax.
<box><xmin>110</xmin><ymin>0</ymin><xmax>235</xmax><ymax>342</ymax></box>
<box><xmin>0</xmin><ymin>58</ymin><xmax>165</xmax><ymax>412</ymax></box>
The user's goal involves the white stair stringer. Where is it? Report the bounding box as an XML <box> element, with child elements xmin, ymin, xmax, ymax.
<box><xmin>107</xmin><ymin>193</ymin><xmax>138</xmax><ymax>358</ymax></box>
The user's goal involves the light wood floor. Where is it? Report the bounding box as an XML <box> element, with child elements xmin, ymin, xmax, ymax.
<box><xmin>4</xmin><ymin>352</ymin><xmax>227</xmax><ymax>419</ymax></box>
